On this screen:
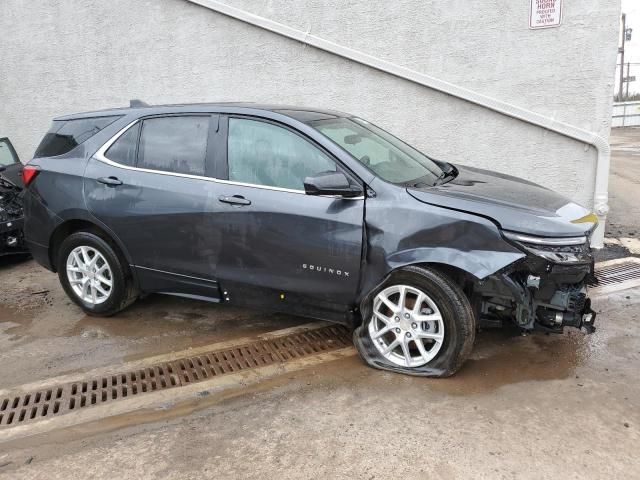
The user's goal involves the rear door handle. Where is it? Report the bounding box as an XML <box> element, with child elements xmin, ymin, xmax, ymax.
<box><xmin>97</xmin><ymin>176</ymin><xmax>123</xmax><ymax>187</ymax></box>
<box><xmin>218</xmin><ymin>195</ymin><xmax>251</xmax><ymax>206</ymax></box>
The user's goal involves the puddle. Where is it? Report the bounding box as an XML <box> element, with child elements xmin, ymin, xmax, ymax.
<box><xmin>69</xmin><ymin>296</ymin><xmax>301</xmax><ymax>337</ymax></box>
<box><xmin>65</xmin><ymin>295</ymin><xmax>311</xmax><ymax>361</ymax></box>
<box><xmin>427</xmin><ymin>327</ymin><xmax>587</xmax><ymax>395</ymax></box>
<box><xmin>311</xmin><ymin>326</ymin><xmax>591</xmax><ymax>396</ymax></box>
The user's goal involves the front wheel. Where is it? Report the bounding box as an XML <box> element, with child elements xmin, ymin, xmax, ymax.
<box><xmin>354</xmin><ymin>265</ymin><xmax>475</xmax><ymax>377</ymax></box>
<box><xmin>57</xmin><ymin>232</ymin><xmax>137</xmax><ymax>316</ymax></box>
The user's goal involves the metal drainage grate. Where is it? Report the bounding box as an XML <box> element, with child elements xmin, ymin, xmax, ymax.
<box><xmin>0</xmin><ymin>325</ymin><xmax>351</xmax><ymax>428</ymax></box>
<box><xmin>591</xmin><ymin>261</ymin><xmax>640</xmax><ymax>287</ymax></box>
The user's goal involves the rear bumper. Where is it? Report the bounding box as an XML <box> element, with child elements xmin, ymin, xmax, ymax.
<box><xmin>26</xmin><ymin>239</ymin><xmax>54</xmax><ymax>271</ymax></box>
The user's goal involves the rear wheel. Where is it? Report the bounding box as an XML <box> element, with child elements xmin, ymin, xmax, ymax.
<box><xmin>354</xmin><ymin>265</ymin><xmax>475</xmax><ymax>377</ymax></box>
<box><xmin>57</xmin><ymin>232</ymin><xmax>137</xmax><ymax>316</ymax></box>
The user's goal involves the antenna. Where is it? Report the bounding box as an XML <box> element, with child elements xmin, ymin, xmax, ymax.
<box><xmin>129</xmin><ymin>99</ymin><xmax>149</xmax><ymax>108</ymax></box>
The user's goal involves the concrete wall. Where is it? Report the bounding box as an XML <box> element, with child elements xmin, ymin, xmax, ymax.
<box><xmin>0</xmin><ymin>0</ymin><xmax>619</xmax><ymax>208</ymax></box>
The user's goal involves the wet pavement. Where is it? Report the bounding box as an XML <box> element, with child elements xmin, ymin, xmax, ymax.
<box><xmin>608</xmin><ymin>128</ymin><xmax>640</xmax><ymax>240</ymax></box>
<box><xmin>0</xmin><ymin>255</ymin><xmax>309</xmax><ymax>389</ymax></box>
<box><xmin>0</xmin><ymin>128</ymin><xmax>639</xmax><ymax>477</ymax></box>
<box><xmin>0</xmin><ymin>253</ymin><xmax>639</xmax><ymax>478</ymax></box>
<box><xmin>0</xmin><ymin>255</ymin><xmax>598</xmax><ymax>397</ymax></box>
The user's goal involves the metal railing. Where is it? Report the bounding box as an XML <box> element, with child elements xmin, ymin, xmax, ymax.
<box><xmin>612</xmin><ymin>101</ymin><xmax>640</xmax><ymax>127</ymax></box>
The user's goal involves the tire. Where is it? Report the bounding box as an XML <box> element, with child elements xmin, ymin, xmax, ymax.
<box><xmin>354</xmin><ymin>265</ymin><xmax>475</xmax><ymax>377</ymax></box>
<box><xmin>57</xmin><ymin>231</ymin><xmax>137</xmax><ymax>316</ymax></box>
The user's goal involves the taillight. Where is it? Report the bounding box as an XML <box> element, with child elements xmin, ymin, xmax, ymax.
<box><xmin>21</xmin><ymin>165</ymin><xmax>40</xmax><ymax>186</ymax></box>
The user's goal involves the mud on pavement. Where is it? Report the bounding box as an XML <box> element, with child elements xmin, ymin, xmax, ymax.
<box><xmin>1</xmin><ymin>257</ymin><xmax>639</xmax><ymax>478</ymax></box>
<box><xmin>0</xmin><ymin>256</ymin><xmax>311</xmax><ymax>389</ymax></box>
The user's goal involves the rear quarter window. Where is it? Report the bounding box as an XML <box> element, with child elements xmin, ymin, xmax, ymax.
<box><xmin>105</xmin><ymin>123</ymin><xmax>141</xmax><ymax>167</ymax></box>
<box><xmin>34</xmin><ymin>116</ymin><xmax>121</xmax><ymax>158</ymax></box>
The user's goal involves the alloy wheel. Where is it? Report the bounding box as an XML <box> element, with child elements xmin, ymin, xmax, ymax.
<box><xmin>66</xmin><ymin>246</ymin><xmax>113</xmax><ymax>305</ymax></box>
<box><xmin>368</xmin><ymin>284</ymin><xmax>445</xmax><ymax>367</ymax></box>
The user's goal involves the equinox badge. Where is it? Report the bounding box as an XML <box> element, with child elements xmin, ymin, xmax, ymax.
<box><xmin>302</xmin><ymin>264</ymin><xmax>350</xmax><ymax>277</ymax></box>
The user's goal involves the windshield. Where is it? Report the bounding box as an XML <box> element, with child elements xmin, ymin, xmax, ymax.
<box><xmin>310</xmin><ymin>117</ymin><xmax>444</xmax><ymax>185</ymax></box>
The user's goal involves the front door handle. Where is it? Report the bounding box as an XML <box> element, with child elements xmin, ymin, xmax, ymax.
<box><xmin>97</xmin><ymin>176</ymin><xmax>123</xmax><ymax>187</ymax></box>
<box><xmin>218</xmin><ymin>195</ymin><xmax>251</xmax><ymax>206</ymax></box>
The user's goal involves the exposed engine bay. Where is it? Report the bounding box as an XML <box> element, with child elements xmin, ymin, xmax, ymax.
<box><xmin>0</xmin><ymin>174</ymin><xmax>27</xmax><ymax>256</ymax></box>
<box><xmin>474</xmin><ymin>233</ymin><xmax>596</xmax><ymax>334</ymax></box>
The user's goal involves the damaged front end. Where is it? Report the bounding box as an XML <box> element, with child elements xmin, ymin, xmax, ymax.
<box><xmin>0</xmin><ymin>174</ymin><xmax>27</xmax><ymax>256</ymax></box>
<box><xmin>475</xmin><ymin>232</ymin><xmax>596</xmax><ymax>334</ymax></box>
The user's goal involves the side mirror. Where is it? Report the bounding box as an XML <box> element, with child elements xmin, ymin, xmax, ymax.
<box><xmin>304</xmin><ymin>171</ymin><xmax>363</xmax><ymax>198</ymax></box>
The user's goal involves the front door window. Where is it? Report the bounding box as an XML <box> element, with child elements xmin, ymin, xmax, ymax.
<box><xmin>227</xmin><ymin>118</ymin><xmax>336</xmax><ymax>190</ymax></box>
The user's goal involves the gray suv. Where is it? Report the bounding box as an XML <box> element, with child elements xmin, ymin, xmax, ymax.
<box><xmin>23</xmin><ymin>102</ymin><xmax>597</xmax><ymax>376</ymax></box>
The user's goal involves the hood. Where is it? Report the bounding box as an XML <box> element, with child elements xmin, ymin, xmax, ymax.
<box><xmin>407</xmin><ymin>165</ymin><xmax>596</xmax><ymax>238</ymax></box>
<box><xmin>0</xmin><ymin>162</ymin><xmax>23</xmax><ymax>189</ymax></box>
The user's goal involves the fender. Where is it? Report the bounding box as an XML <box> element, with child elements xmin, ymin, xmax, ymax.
<box><xmin>386</xmin><ymin>246</ymin><xmax>524</xmax><ymax>280</ymax></box>
<box><xmin>357</xmin><ymin>182</ymin><xmax>525</xmax><ymax>303</ymax></box>
<box><xmin>50</xmin><ymin>209</ymin><xmax>137</xmax><ymax>267</ymax></box>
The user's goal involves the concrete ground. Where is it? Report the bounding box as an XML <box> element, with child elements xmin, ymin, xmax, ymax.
<box><xmin>0</xmin><ymin>128</ymin><xmax>639</xmax><ymax>478</ymax></box>
<box><xmin>608</xmin><ymin>128</ymin><xmax>640</xmax><ymax>238</ymax></box>
<box><xmin>0</xmin><ymin>256</ymin><xmax>308</xmax><ymax>390</ymax></box>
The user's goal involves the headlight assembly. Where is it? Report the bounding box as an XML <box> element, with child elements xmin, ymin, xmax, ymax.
<box><xmin>503</xmin><ymin>231</ymin><xmax>591</xmax><ymax>264</ymax></box>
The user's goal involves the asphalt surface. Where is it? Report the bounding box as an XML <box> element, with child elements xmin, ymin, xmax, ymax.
<box><xmin>0</xmin><ymin>128</ymin><xmax>639</xmax><ymax>478</ymax></box>
<box><xmin>608</xmin><ymin>128</ymin><xmax>640</xmax><ymax>238</ymax></box>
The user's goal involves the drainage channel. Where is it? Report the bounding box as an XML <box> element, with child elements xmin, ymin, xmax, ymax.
<box><xmin>0</xmin><ymin>324</ymin><xmax>351</xmax><ymax>429</ymax></box>
<box><xmin>592</xmin><ymin>260</ymin><xmax>640</xmax><ymax>287</ymax></box>
<box><xmin>589</xmin><ymin>258</ymin><xmax>640</xmax><ymax>295</ymax></box>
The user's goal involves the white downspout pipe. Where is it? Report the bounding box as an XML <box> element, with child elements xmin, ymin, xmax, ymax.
<box><xmin>186</xmin><ymin>0</ymin><xmax>610</xmax><ymax>248</ymax></box>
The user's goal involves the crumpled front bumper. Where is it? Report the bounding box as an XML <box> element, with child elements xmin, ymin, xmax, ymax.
<box><xmin>578</xmin><ymin>301</ymin><xmax>596</xmax><ymax>333</ymax></box>
<box><xmin>476</xmin><ymin>252</ymin><xmax>598</xmax><ymax>335</ymax></box>
<box><xmin>528</xmin><ymin>261</ymin><xmax>597</xmax><ymax>334</ymax></box>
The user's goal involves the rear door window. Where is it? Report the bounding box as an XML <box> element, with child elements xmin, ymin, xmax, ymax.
<box><xmin>34</xmin><ymin>116</ymin><xmax>120</xmax><ymax>158</ymax></box>
<box><xmin>105</xmin><ymin>123</ymin><xmax>141</xmax><ymax>167</ymax></box>
<box><xmin>137</xmin><ymin>116</ymin><xmax>209</xmax><ymax>176</ymax></box>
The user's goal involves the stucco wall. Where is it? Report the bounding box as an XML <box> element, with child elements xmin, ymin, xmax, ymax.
<box><xmin>0</xmin><ymin>0</ymin><xmax>619</xmax><ymax>208</ymax></box>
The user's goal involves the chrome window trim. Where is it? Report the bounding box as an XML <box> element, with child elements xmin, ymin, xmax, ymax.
<box><xmin>94</xmin><ymin>119</ymin><xmax>364</xmax><ymax>200</ymax></box>
<box><xmin>503</xmin><ymin>231</ymin><xmax>587</xmax><ymax>246</ymax></box>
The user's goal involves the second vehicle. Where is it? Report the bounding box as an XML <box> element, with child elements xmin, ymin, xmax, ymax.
<box><xmin>0</xmin><ymin>137</ymin><xmax>27</xmax><ymax>256</ymax></box>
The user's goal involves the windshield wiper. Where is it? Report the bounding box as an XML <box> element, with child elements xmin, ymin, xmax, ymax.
<box><xmin>434</xmin><ymin>165</ymin><xmax>458</xmax><ymax>186</ymax></box>
<box><xmin>406</xmin><ymin>165</ymin><xmax>458</xmax><ymax>188</ymax></box>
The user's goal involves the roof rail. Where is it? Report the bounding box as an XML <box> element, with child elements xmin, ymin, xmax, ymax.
<box><xmin>129</xmin><ymin>99</ymin><xmax>149</xmax><ymax>108</ymax></box>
